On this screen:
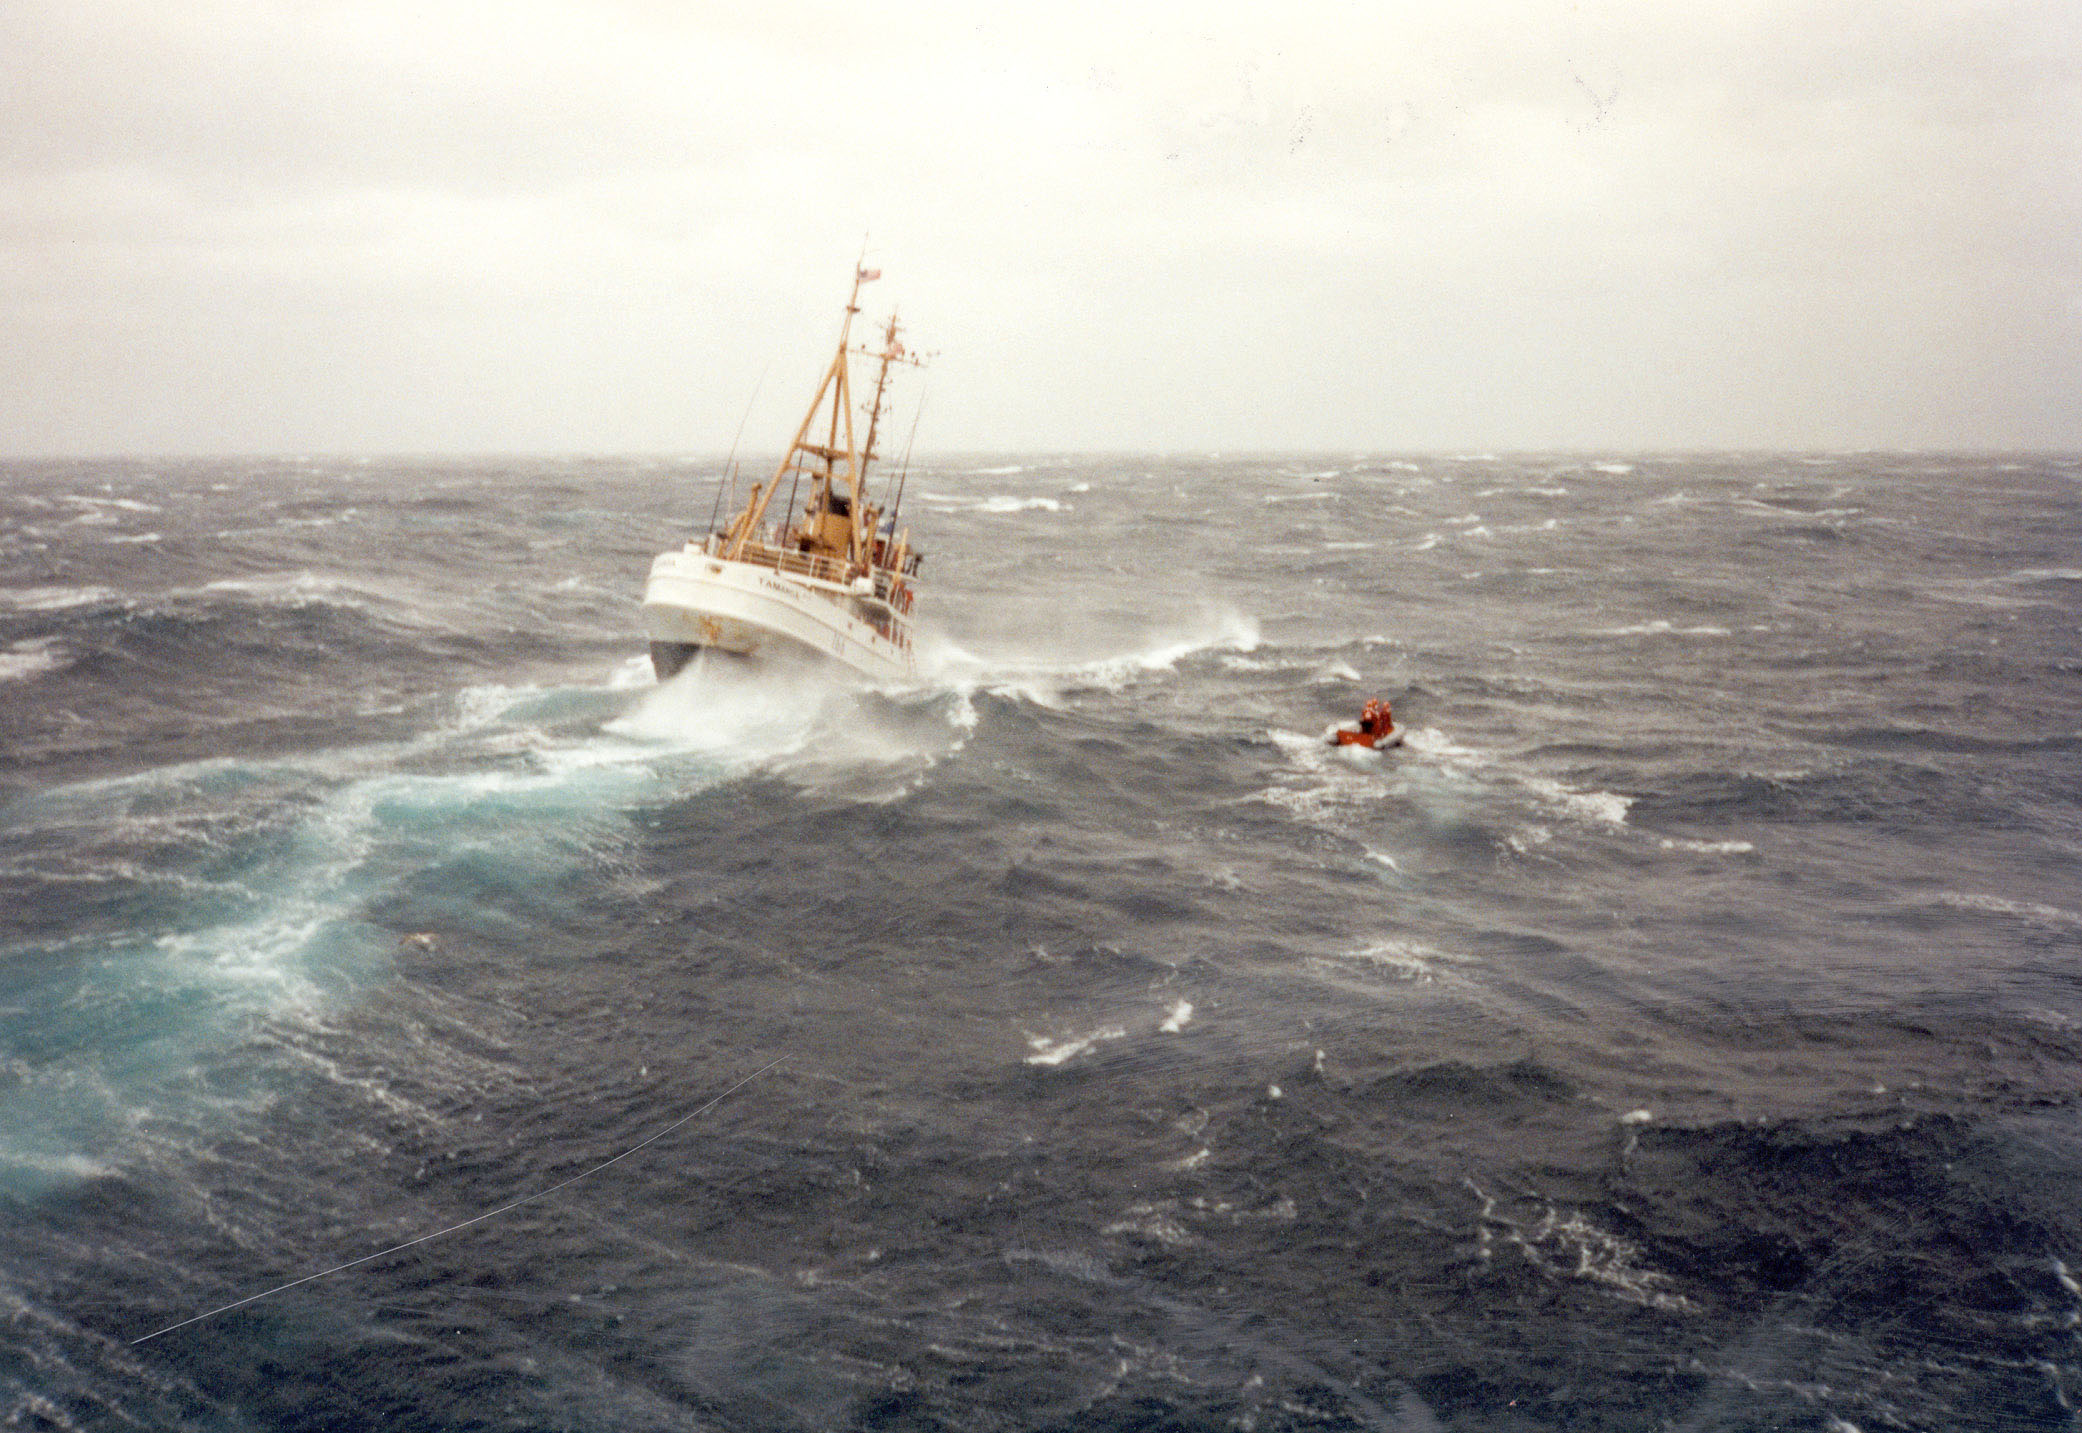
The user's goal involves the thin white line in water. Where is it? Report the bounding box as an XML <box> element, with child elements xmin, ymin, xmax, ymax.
<box><xmin>131</xmin><ymin>1056</ymin><xmax>787</xmax><ymax>1344</ymax></box>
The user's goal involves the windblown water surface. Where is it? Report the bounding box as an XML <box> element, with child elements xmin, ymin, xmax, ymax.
<box><xmin>2</xmin><ymin>452</ymin><xmax>2079</xmax><ymax>1430</ymax></box>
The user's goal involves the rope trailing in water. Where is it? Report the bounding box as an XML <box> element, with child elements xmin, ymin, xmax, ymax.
<box><xmin>131</xmin><ymin>1056</ymin><xmax>787</xmax><ymax>1344</ymax></box>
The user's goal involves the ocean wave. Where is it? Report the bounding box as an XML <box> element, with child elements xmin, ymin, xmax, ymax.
<box><xmin>0</xmin><ymin>585</ymin><xmax>123</xmax><ymax>612</ymax></box>
<box><xmin>1253</xmin><ymin>726</ymin><xmax>1408</xmax><ymax>824</ymax></box>
<box><xmin>1323</xmin><ymin>938</ymin><xmax>1468</xmax><ymax>985</ymax></box>
<box><xmin>3</xmin><ymin>662</ymin><xmax>930</xmax><ymax>1192</ymax></box>
<box><xmin>0</xmin><ymin>639</ymin><xmax>68</xmax><ymax>683</ymax></box>
<box><xmin>609</xmin><ymin>656</ymin><xmax>965</xmax><ymax>782</ymax></box>
<box><xmin>920</xmin><ymin>492</ymin><xmax>1063</xmax><ymax>514</ymax></box>
<box><xmin>1931</xmin><ymin>891</ymin><xmax>2082</xmax><ymax>931</ymax></box>
<box><xmin>1473</xmin><ymin>1187</ymin><xmax>1696</xmax><ymax>1313</ymax></box>
<box><xmin>1023</xmin><ymin>1024</ymin><xmax>1127</xmax><ymax>1066</ymax></box>
<box><xmin>1397</xmin><ymin>726</ymin><xmax>1491</xmax><ymax>765</ymax></box>
<box><xmin>61</xmin><ymin>494</ymin><xmax>160</xmax><ymax>514</ymax></box>
<box><xmin>926</xmin><ymin>607</ymin><xmax>1261</xmax><ymax>699</ymax></box>
<box><xmin>6</xmin><ymin>453</ymin><xmax>2080</xmax><ymax>1423</ymax></box>
<box><xmin>198</xmin><ymin>572</ymin><xmax>394</xmax><ymax>610</ymax></box>
<box><xmin>1286</xmin><ymin>723</ymin><xmax>1631</xmax><ymax>832</ymax></box>
<box><xmin>1521</xmin><ymin>776</ymin><xmax>1633</xmax><ymax>826</ymax></box>
<box><xmin>1597</xmin><ymin>619</ymin><xmax>1733</xmax><ymax>637</ymax></box>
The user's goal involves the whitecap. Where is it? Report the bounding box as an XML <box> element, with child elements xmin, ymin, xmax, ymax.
<box><xmin>1338</xmin><ymin>939</ymin><xmax>1464</xmax><ymax>983</ymax></box>
<box><xmin>63</xmin><ymin>494</ymin><xmax>161</xmax><ymax>514</ymax></box>
<box><xmin>0</xmin><ymin>585</ymin><xmax>120</xmax><ymax>612</ymax></box>
<box><xmin>1024</xmin><ymin>1026</ymin><xmax>1127</xmax><ymax>1066</ymax></box>
<box><xmin>607</xmin><ymin>659</ymin><xmax>951</xmax><ymax>776</ymax></box>
<box><xmin>604</xmin><ymin>654</ymin><xmax>654</xmax><ymax>691</ymax></box>
<box><xmin>1253</xmin><ymin>730</ymin><xmax>1403</xmax><ymax>826</ymax></box>
<box><xmin>0</xmin><ymin>1151</ymin><xmax>114</xmax><ymax>1183</ymax></box>
<box><xmin>935</xmin><ymin>608</ymin><xmax>1261</xmax><ymax>699</ymax></box>
<box><xmin>1599</xmin><ymin>620</ymin><xmax>1731</xmax><ymax>637</ymax></box>
<box><xmin>1101</xmin><ymin>1202</ymin><xmax>1193</xmax><ymax>1245</ymax></box>
<box><xmin>920</xmin><ymin>492</ymin><xmax>1062</xmax><ymax>514</ymax></box>
<box><xmin>199</xmin><ymin>572</ymin><xmax>375</xmax><ymax>609</ymax></box>
<box><xmin>1522</xmin><ymin>776</ymin><xmax>1632</xmax><ymax>826</ymax></box>
<box><xmin>1483</xmin><ymin>1199</ymin><xmax>1696</xmax><ymax>1313</ymax></box>
<box><xmin>1934</xmin><ymin>892</ymin><xmax>2082</xmax><ymax>930</ymax></box>
<box><xmin>0</xmin><ymin>639</ymin><xmax>67</xmax><ymax>683</ymax></box>
<box><xmin>1399</xmin><ymin>726</ymin><xmax>1489</xmax><ymax>765</ymax></box>
<box><xmin>1657</xmin><ymin>837</ymin><xmax>1754</xmax><ymax>855</ymax></box>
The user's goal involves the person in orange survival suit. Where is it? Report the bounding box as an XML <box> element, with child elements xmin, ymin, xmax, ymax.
<box><xmin>1332</xmin><ymin>697</ymin><xmax>1398</xmax><ymax>747</ymax></box>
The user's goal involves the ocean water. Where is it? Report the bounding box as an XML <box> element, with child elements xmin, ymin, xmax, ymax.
<box><xmin>1</xmin><ymin>452</ymin><xmax>2079</xmax><ymax>1431</ymax></box>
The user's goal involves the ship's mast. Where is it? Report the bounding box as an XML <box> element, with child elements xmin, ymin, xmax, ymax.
<box><xmin>724</xmin><ymin>270</ymin><xmax>870</xmax><ymax>560</ymax></box>
<box><xmin>718</xmin><ymin>265</ymin><xmax>926</xmax><ymax>578</ymax></box>
<box><xmin>852</xmin><ymin>310</ymin><xmax>921</xmax><ymax>560</ymax></box>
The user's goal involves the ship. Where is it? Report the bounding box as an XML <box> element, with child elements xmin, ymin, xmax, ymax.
<box><xmin>641</xmin><ymin>267</ymin><xmax>926</xmax><ymax>684</ymax></box>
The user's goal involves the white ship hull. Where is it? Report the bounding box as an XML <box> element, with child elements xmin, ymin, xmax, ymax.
<box><xmin>641</xmin><ymin>267</ymin><xmax>927</xmax><ymax>687</ymax></box>
<box><xmin>641</xmin><ymin>547</ymin><xmax>917</xmax><ymax>684</ymax></box>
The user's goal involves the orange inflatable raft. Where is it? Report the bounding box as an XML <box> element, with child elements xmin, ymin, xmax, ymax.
<box><xmin>1329</xmin><ymin>698</ymin><xmax>1402</xmax><ymax>750</ymax></box>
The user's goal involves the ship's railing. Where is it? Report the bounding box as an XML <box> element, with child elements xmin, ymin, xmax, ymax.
<box><xmin>701</xmin><ymin>532</ymin><xmax>851</xmax><ymax>586</ymax></box>
<box><xmin>694</xmin><ymin>531</ymin><xmax>915</xmax><ymax>647</ymax></box>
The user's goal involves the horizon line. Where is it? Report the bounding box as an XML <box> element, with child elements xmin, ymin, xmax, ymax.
<box><xmin>5</xmin><ymin>445</ymin><xmax>2079</xmax><ymax>465</ymax></box>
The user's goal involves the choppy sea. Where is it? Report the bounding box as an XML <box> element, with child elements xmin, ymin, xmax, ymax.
<box><xmin>2</xmin><ymin>452</ymin><xmax>2080</xmax><ymax>1431</ymax></box>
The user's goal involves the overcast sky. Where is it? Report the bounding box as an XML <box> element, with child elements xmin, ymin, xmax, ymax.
<box><xmin>4</xmin><ymin>0</ymin><xmax>2078</xmax><ymax>455</ymax></box>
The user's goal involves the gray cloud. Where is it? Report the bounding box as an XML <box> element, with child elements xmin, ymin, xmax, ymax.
<box><xmin>3</xmin><ymin>0</ymin><xmax>2077</xmax><ymax>454</ymax></box>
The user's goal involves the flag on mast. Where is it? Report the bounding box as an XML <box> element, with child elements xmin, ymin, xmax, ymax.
<box><xmin>857</xmin><ymin>266</ymin><xmax>881</xmax><ymax>282</ymax></box>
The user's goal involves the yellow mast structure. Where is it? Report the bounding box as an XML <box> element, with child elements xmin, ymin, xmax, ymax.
<box><xmin>723</xmin><ymin>268</ymin><xmax>866</xmax><ymax>559</ymax></box>
<box><xmin>721</xmin><ymin>267</ymin><xmax>922</xmax><ymax>577</ymax></box>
